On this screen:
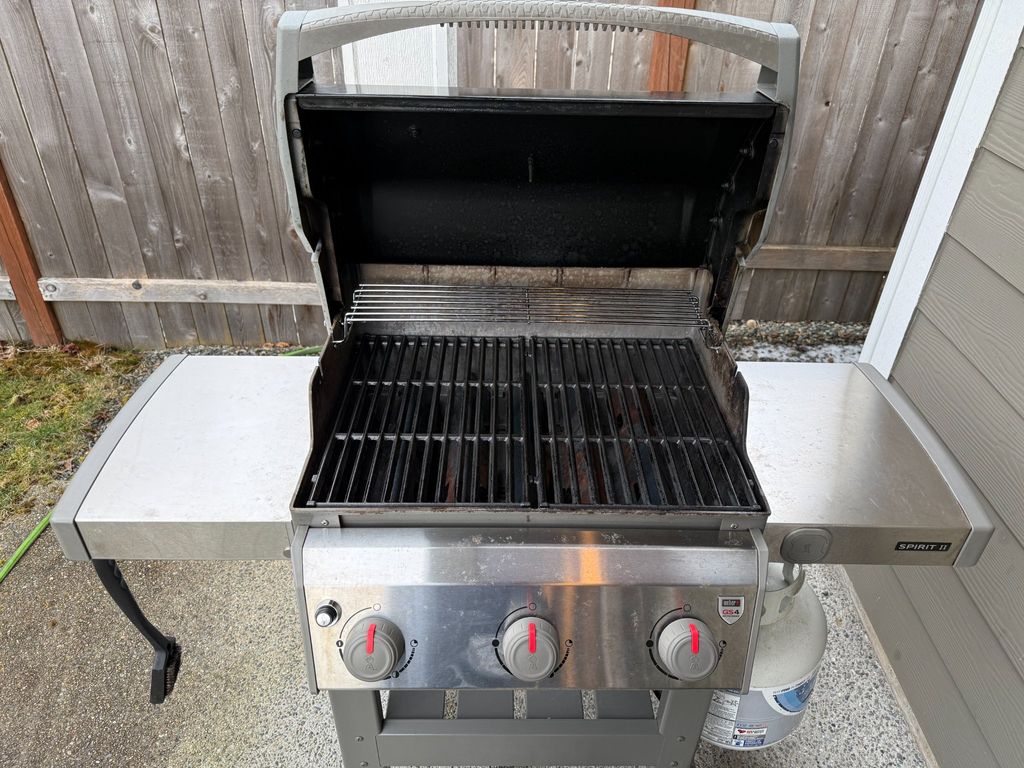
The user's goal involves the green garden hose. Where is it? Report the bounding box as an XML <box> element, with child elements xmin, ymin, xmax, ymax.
<box><xmin>0</xmin><ymin>510</ymin><xmax>51</xmax><ymax>586</ymax></box>
<box><xmin>282</xmin><ymin>346</ymin><xmax>320</xmax><ymax>356</ymax></box>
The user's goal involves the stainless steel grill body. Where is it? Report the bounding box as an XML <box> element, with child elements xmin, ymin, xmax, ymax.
<box><xmin>278</xmin><ymin>6</ymin><xmax>798</xmax><ymax>760</ymax></box>
<box><xmin>292</xmin><ymin>281</ymin><xmax>769</xmax><ymax>692</ymax></box>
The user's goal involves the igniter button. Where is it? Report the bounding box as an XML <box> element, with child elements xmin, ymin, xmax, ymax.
<box><xmin>314</xmin><ymin>601</ymin><xmax>341</xmax><ymax>628</ymax></box>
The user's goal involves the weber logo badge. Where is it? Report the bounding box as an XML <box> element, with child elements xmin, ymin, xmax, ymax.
<box><xmin>895</xmin><ymin>541</ymin><xmax>951</xmax><ymax>552</ymax></box>
<box><xmin>718</xmin><ymin>596</ymin><xmax>745</xmax><ymax>625</ymax></box>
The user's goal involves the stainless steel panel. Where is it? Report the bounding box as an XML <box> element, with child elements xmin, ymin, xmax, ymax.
<box><xmin>748</xmin><ymin>362</ymin><xmax>975</xmax><ymax>565</ymax></box>
<box><xmin>855</xmin><ymin>363</ymin><xmax>993</xmax><ymax>566</ymax></box>
<box><xmin>51</xmin><ymin>355</ymin><xmax>186</xmax><ymax>560</ymax></box>
<box><xmin>301</xmin><ymin>528</ymin><xmax>760</xmax><ymax>691</ymax></box>
<box><xmin>72</xmin><ymin>355</ymin><xmax>317</xmax><ymax>560</ymax></box>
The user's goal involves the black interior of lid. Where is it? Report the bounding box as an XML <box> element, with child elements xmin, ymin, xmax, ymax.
<box><xmin>293</xmin><ymin>87</ymin><xmax>785</xmax><ymax>322</ymax></box>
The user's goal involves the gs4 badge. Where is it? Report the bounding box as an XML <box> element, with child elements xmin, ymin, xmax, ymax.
<box><xmin>718</xmin><ymin>596</ymin><xmax>745</xmax><ymax>625</ymax></box>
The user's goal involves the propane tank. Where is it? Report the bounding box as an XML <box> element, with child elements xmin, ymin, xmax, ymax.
<box><xmin>701</xmin><ymin>563</ymin><xmax>827</xmax><ymax>750</ymax></box>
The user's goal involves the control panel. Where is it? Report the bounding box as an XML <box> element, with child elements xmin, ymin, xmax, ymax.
<box><xmin>300</xmin><ymin>528</ymin><xmax>764</xmax><ymax>692</ymax></box>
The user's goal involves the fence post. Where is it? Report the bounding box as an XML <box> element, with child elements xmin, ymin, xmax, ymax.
<box><xmin>0</xmin><ymin>158</ymin><xmax>62</xmax><ymax>346</ymax></box>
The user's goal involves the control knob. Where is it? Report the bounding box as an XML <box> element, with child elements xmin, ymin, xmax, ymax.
<box><xmin>500</xmin><ymin>617</ymin><xmax>559</xmax><ymax>681</ymax></box>
<box><xmin>657</xmin><ymin>618</ymin><xmax>718</xmax><ymax>681</ymax></box>
<box><xmin>343</xmin><ymin>617</ymin><xmax>405</xmax><ymax>682</ymax></box>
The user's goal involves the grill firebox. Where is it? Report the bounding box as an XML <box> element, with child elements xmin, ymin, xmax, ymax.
<box><xmin>305</xmin><ymin>333</ymin><xmax>762</xmax><ymax>513</ymax></box>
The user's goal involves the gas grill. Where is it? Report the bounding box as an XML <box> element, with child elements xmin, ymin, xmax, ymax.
<box><xmin>280</xmin><ymin>2</ymin><xmax>792</xmax><ymax>763</ymax></box>
<box><xmin>48</xmin><ymin>2</ymin><xmax>996</xmax><ymax>767</ymax></box>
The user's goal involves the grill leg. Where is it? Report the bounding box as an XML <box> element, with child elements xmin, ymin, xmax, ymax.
<box><xmin>655</xmin><ymin>689</ymin><xmax>713</xmax><ymax>768</ymax></box>
<box><xmin>92</xmin><ymin>559</ymin><xmax>181</xmax><ymax>704</ymax></box>
<box><xmin>329</xmin><ymin>690</ymin><xmax>385</xmax><ymax>768</ymax></box>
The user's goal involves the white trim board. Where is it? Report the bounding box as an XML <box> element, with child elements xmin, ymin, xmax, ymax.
<box><xmin>860</xmin><ymin>1</ymin><xmax>1024</xmax><ymax>377</ymax></box>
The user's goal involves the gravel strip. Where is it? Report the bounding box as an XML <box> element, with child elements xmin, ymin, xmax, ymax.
<box><xmin>727</xmin><ymin>321</ymin><xmax>869</xmax><ymax>364</ymax></box>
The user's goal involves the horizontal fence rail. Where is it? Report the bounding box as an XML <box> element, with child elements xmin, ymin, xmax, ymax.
<box><xmin>37</xmin><ymin>278</ymin><xmax>321</xmax><ymax>307</ymax></box>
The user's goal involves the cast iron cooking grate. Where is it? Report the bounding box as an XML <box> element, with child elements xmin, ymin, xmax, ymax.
<box><xmin>307</xmin><ymin>334</ymin><xmax>760</xmax><ymax>511</ymax></box>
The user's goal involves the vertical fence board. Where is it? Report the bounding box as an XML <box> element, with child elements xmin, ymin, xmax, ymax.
<box><xmin>0</xmin><ymin>48</ymin><xmax>94</xmax><ymax>343</ymax></box>
<box><xmin>158</xmin><ymin>0</ymin><xmax>263</xmax><ymax>346</ymax></box>
<box><xmin>35</xmin><ymin>0</ymin><xmax>165</xmax><ymax>349</ymax></box>
<box><xmin>535</xmin><ymin>23</ymin><xmax>574</xmax><ymax>90</ymax></box>
<box><xmin>735</xmin><ymin>268</ymin><xmax>885</xmax><ymax>323</ymax></box>
<box><xmin>799</xmin><ymin>0</ymin><xmax>900</xmax><ymax>243</ymax></box>
<box><xmin>9</xmin><ymin>300</ymin><xmax>29</xmax><ymax>339</ymax></box>
<box><xmin>865</xmin><ymin>0</ymin><xmax>978</xmax><ymax>245</ymax></box>
<box><xmin>804</xmin><ymin>269</ymin><xmax>852</xmax><ymax>321</ymax></box>
<box><xmin>608</xmin><ymin>27</ymin><xmax>654</xmax><ymax>91</ymax></box>
<box><xmin>114</xmin><ymin>0</ymin><xmax>232</xmax><ymax>344</ymax></box>
<box><xmin>495</xmin><ymin>22</ymin><xmax>536</xmax><ymax>89</ymax></box>
<box><xmin>775</xmin><ymin>269</ymin><xmax>818</xmax><ymax>320</ymax></box>
<box><xmin>838</xmin><ymin>272</ymin><xmax>884</xmax><ymax>322</ymax></box>
<box><xmin>74</xmin><ymin>0</ymin><xmax>198</xmax><ymax>346</ymax></box>
<box><xmin>571</xmin><ymin>20</ymin><xmax>614</xmax><ymax>91</ymax></box>
<box><xmin>199</xmin><ymin>0</ymin><xmax>298</xmax><ymax>345</ymax></box>
<box><xmin>767</xmin><ymin>0</ymin><xmax>860</xmax><ymax>243</ymax></box>
<box><xmin>0</xmin><ymin>301</ymin><xmax>23</xmax><ymax>342</ymax></box>
<box><xmin>241</xmin><ymin>0</ymin><xmax>322</xmax><ymax>345</ymax></box>
<box><xmin>0</xmin><ymin>0</ymin><xmax>129</xmax><ymax>345</ymax></box>
<box><xmin>457</xmin><ymin>24</ymin><xmax>496</xmax><ymax>88</ymax></box>
<box><xmin>648</xmin><ymin>0</ymin><xmax>695</xmax><ymax>92</ymax></box>
<box><xmin>827</xmin><ymin>0</ymin><xmax>936</xmax><ymax>244</ymax></box>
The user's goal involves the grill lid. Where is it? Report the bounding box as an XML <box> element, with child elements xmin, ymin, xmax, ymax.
<box><xmin>288</xmin><ymin>86</ymin><xmax>789</xmax><ymax>326</ymax></box>
<box><xmin>277</xmin><ymin>3</ymin><xmax>798</xmax><ymax>328</ymax></box>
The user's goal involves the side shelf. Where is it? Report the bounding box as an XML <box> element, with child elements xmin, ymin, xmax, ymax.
<box><xmin>751</xmin><ymin>362</ymin><xmax>993</xmax><ymax>566</ymax></box>
<box><xmin>51</xmin><ymin>356</ymin><xmax>991</xmax><ymax>567</ymax></box>
<box><xmin>51</xmin><ymin>355</ymin><xmax>186</xmax><ymax>560</ymax></box>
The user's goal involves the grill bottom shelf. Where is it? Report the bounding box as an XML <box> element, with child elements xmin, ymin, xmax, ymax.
<box><xmin>306</xmin><ymin>334</ymin><xmax>761</xmax><ymax>514</ymax></box>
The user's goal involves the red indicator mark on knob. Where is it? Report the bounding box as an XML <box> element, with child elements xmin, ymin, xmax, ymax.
<box><xmin>367</xmin><ymin>623</ymin><xmax>377</xmax><ymax>654</ymax></box>
<box><xmin>689</xmin><ymin>623</ymin><xmax>699</xmax><ymax>655</ymax></box>
<box><xmin>528</xmin><ymin>622</ymin><xmax>537</xmax><ymax>654</ymax></box>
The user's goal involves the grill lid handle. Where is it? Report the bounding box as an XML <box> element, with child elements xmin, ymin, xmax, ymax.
<box><xmin>279</xmin><ymin>1</ymin><xmax>797</xmax><ymax>108</ymax></box>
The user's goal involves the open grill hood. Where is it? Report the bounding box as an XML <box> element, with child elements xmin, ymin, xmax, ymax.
<box><xmin>288</xmin><ymin>85</ymin><xmax>789</xmax><ymax>326</ymax></box>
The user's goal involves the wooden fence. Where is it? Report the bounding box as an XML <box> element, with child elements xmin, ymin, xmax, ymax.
<box><xmin>456</xmin><ymin>0</ymin><xmax>980</xmax><ymax>321</ymax></box>
<box><xmin>0</xmin><ymin>0</ymin><xmax>980</xmax><ymax>346</ymax></box>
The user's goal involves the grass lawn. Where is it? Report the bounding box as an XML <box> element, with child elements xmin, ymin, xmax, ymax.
<box><xmin>0</xmin><ymin>342</ymin><xmax>142</xmax><ymax>522</ymax></box>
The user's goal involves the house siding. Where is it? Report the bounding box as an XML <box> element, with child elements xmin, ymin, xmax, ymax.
<box><xmin>847</xmin><ymin>37</ymin><xmax>1024</xmax><ymax>768</ymax></box>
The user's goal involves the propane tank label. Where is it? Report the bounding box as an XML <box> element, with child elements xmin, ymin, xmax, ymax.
<box><xmin>766</xmin><ymin>668</ymin><xmax>818</xmax><ymax>715</ymax></box>
<box><xmin>701</xmin><ymin>668</ymin><xmax>820</xmax><ymax>750</ymax></box>
<box><xmin>707</xmin><ymin>690</ymin><xmax>741</xmax><ymax>720</ymax></box>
